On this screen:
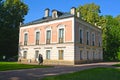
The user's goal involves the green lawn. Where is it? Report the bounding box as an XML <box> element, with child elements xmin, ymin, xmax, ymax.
<box><xmin>42</xmin><ymin>68</ymin><xmax>120</xmax><ymax>80</ymax></box>
<box><xmin>113</xmin><ymin>63</ymin><xmax>120</xmax><ymax>67</ymax></box>
<box><xmin>0</xmin><ymin>62</ymin><xmax>50</xmax><ymax>71</ymax></box>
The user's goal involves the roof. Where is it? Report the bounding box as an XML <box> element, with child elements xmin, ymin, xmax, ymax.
<box><xmin>21</xmin><ymin>12</ymin><xmax>74</xmax><ymax>27</ymax></box>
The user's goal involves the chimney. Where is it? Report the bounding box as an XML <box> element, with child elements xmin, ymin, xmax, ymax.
<box><xmin>77</xmin><ymin>12</ymin><xmax>80</xmax><ymax>18</ymax></box>
<box><xmin>52</xmin><ymin>9</ymin><xmax>58</xmax><ymax>18</ymax></box>
<box><xmin>44</xmin><ymin>8</ymin><xmax>50</xmax><ymax>17</ymax></box>
<box><xmin>70</xmin><ymin>7</ymin><xmax>76</xmax><ymax>15</ymax></box>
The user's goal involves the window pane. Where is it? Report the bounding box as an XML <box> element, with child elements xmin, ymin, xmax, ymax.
<box><xmin>47</xmin><ymin>30</ymin><xmax>51</xmax><ymax>39</ymax></box>
<box><xmin>24</xmin><ymin>33</ymin><xmax>28</xmax><ymax>41</ymax></box>
<box><xmin>59</xmin><ymin>29</ymin><xmax>64</xmax><ymax>38</ymax></box>
<box><xmin>35</xmin><ymin>51</ymin><xmax>39</xmax><ymax>58</ymax></box>
<box><xmin>86</xmin><ymin>32</ymin><xmax>89</xmax><ymax>45</ymax></box>
<box><xmin>59</xmin><ymin>50</ymin><xmax>64</xmax><ymax>60</ymax></box>
<box><xmin>92</xmin><ymin>33</ymin><xmax>95</xmax><ymax>46</ymax></box>
<box><xmin>36</xmin><ymin>32</ymin><xmax>40</xmax><ymax>40</ymax></box>
<box><xmin>23</xmin><ymin>51</ymin><xmax>27</xmax><ymax>59</ymax></box>
<box><xmin>80</xmin><ymin>29</ymin><xmax>82</xmax><ymax>43</ymax></box>
<box><xmin>87</xmin><ymin>51</ymin><xmax>89</xmax><ymax>60</ymax></box>
<box><xmin>80</xmin><ymin>50</ymin><xmax>82</xmax><ymax>60</ymax></box>
<box><xmin>46</xmin><ymin>50</ymin><xmax>50</xmax><ymax>59</ymax></box>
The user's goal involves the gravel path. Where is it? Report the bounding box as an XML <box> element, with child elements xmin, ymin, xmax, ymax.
<box><xmin>0</xmin><ymin>62</ymin><xmax>118</xmax><ymax>80</ymax></box>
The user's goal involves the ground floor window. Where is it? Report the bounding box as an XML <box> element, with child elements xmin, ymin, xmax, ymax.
<box><xmin>93</xmin><ymin>51</ymin><xmax>95</xmax><ymax>60</ymax></box>
<box><xmin>46</xmin><ymin>50</ymin><xmax>50</xmax><ymax>60</ymax></box>
<box><xmin>99</xmin><ymin>51</ymin><xmax>101</xmax><ymax>59</ymax></box>
<box><xmin>87</xmin><ymin>51</ymin><xmax>89</xmax><ymax>60</ymax></box>
<box><xmin>58</xmin><ymin>50</ymin><xmax>64</xmax><ymax>60</ymax></box>
<box><xmin>35</xmin><ymin>50</ymin><xmax>39</xmax><ymax>59</ymax></box>
<box><xmin>23</xmin><ymin>51</ymin><xmax>27</xmax><ymax>59</ymax></box>
<box><xmin>80</xmin><ymin>50</ymin><xmax>83</xmax><ymax>60</ymax></box>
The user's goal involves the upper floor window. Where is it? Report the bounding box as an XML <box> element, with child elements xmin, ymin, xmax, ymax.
<box><xmin>92</xmin><ymin>33</ymin><xmax>95</xmax><ymax>46</ymax></box>
<box><xmin>24</xmin><ymin>33</ymin><xmax>28</xmax><ymax>46</ymax></box>
<box><xmin>98</xmin><ymin>34</ymin><xmax>101</xmax><ymax>47</ymax></box>
<box><xmin>86</xmin><ymin>31</ymin><xmax>89</xmax><ymax>45</ymax></box>
<box><xmin>36</xmin><ymin>32</ymin><xmax>40</xmax><ymax>45</ymax></box>
<box><xmin>46</xmin><ymin>30</ymin><xmax>51</xmax><ymax>44</ymax></box>
<box><xmin>79</xmin><ymin>29</ymin><xmax>83</xmax><ymax>44</ymax></box>
<box><xmin>59</xmin><ymin>28</ymin><xmax>64</xmax><ymax>43</ymax></box>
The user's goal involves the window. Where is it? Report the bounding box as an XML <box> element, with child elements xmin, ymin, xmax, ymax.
<box><xmin>24</xmin><ymin>33</ymin><xmax>28</xmax><ymax>45</ymax></box>
<box><xmin>46</xmin><ymin>50</ymin><xmax>50</xmax><ymax>60</ymax></box>
<box><xmin>93</xmin><ymin>51</ymin><xmax>95</xmax><ymax>60</ymax></box>
<box><xmin>59</xmin><ymin>50</ymin><xmax>64</xmax><ymax>60</ymax></box>
<box><xmin>46</xmin><ymin>30</ymin><xmax>51</xmax><ymax>44</ymax></box>
<box><xmin>99</xmin><ymin>52</ymin><xmax>101</xmax><ymax>59</ymax></box>
<box><xmin>87</xmin><ymin>51</ymin><xmax>89</xmax><ymax>60</ymax></box>
<box><xmin>35</xmin><ymin>50</ymin><xmax>39</xmax><ymax>59</ymax></box>
<box><xmin>53</xmin><ymin>13</ymin><xmax>57</xmax><ymax>18</ymax></box>
<box><xmin>36</xmin><ymin>32</ymin><xmax>40</xmax><ymax>45</ymax></box>
<box><xmin>23</xmin><ymin>51</ymin><xmax>27</xmax><ymax>59</ymax></box>
<box><xmin>86</xmin><ymin>32</ymin><xmax>89</xmax><ymax>45</ymax></box>
<box><xmin>59</xmin><ymin>28</ymin><xmax>64</xmax><ymax>43</ymax></box>
<box><xmin>98</xmin><ymin>35</ymin><xmax>101</xmax><ymax>47</ymax></box>
<box><xmin>92</xmin><ymin>33</ymin><xmax>95</xmax><ymax>46</ymax></box>
<box><xmin>80</xmin><ymin>50</ymin><xmax>82</xmax><ymax>60</ymax></box>
<box><xmin>80</xmin><ymin>29</ymin><xmax>82</xmax><ymax>44</ymax></box>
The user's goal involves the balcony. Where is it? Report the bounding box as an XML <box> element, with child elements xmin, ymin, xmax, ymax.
<box><xmin>24</xmin><ymin>41</ymin><xmax>27</xmax><ymax>46</ymax></box>
<box><xmin>87</xmin><ymin>40</ymin><xmax>89</xmax><ymax>45</ymax></box>
<box><xmin>36</xmin><ymin>40</ymin><xmax>39</xmax><ymax>45</ymax></box>
<box><xmin>59</xmin><ymin>38</ymin><xmax>64</xmax><ymax>43</ymax></box>
<box><xmin>46</xmin><ymin>39</ymin><xmax>50</xmax><ymax>44</ymax></box>
<box><xmin>80</xmin><ymin>38</ymin><xmax>82</xmax><ymax>44</ymax></box>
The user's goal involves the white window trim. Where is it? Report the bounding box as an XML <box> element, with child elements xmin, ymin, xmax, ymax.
<box><xmin>57</xmin><ymin>25</ymin><xmax>65</xmax><ymax>43</ymax></box>
<box><xmin>34</xmin><ymin>30</ymin><xmax>40</xmax><ymax>45</ymax></box>
<box><xmin>45</xmin><ymin>27</ymin><xmax>52</xmax><ymax>44</ymax></box>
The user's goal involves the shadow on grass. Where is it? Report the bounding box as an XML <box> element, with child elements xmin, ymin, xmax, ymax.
<box><xmin>42</xmin><ymin>68</ymin><xmax>120</xmax><ymax>80</ymax></box>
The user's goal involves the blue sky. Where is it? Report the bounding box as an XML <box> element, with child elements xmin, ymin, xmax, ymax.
<box><xmin>23</xmin><ymin>0</ymin><xmax>120</xmax><ymax>23</ymax></box>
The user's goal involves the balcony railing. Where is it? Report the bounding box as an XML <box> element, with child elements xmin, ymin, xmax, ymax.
<box><xmin>24</xmin><ymin>41</ymin><xmax>27</xmax><ymax>46</ymax></box>
<box><xmin>87</xmin><ymin>40</ymin><xmax>89</xmax><ymax>45</ymax></box>
<box><xmin>80</xmin><ymin>38</ymin><xmax>82</xmax><ymax>44</ymax></box>
<box><xmin>59</xmin><ymin>38</ymin><xmax>64</xmax><ymax>43</ymax></box>
<box><xmin>36</xmin><ymin>40</ymin><xmax>39</xmax><ymax>45</ymax></box>
<box><xmin>46</xmin><ymin>39</ymin><xmax>50</xmax><ymax>44</ymax></box>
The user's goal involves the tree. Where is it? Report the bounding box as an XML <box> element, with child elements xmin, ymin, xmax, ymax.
<box><xmin>103</xmin><ymin>15</ymin><xmax>120</xmax><ymax>61</ymax></box>
<box><xmin>0</xmin><ymin>0</ymin><xmax>28</xmax><ymax>59</ymax></box>
<box><xmin>76</xmin><ymin>3</ymin><xmax>101</xmax><ymax>25</ymax></box>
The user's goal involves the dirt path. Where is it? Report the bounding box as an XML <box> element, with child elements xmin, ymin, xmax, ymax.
<box><xmin>0</xmin><ymin>62</ymin><xmax>118</xmax><ymax>80</ymax></box>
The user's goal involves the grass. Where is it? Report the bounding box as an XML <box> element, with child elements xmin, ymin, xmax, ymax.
<box><xmin>0</xmin><ymin>62</ymin><xmax>50</xmax><ymax>71</ymax></box>
<box><xmin>42</xmin><ymin>68</ymin><xmax>120</xmax><ymax>80</ymax></box>
<box><xmin>113</xmin><ymin>63</ymin><xmax>120</xmax><ymax>67</ymax></box>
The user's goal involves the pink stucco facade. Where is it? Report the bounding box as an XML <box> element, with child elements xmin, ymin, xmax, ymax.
<box><xmin>18</xmin><ymin>8</ymin><xmax>103</xmax><ymax>65</ymax></box>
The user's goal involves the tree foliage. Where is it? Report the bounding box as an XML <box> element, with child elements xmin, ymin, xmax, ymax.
<box><xmin>76</xmin><ymin>3</ymin><xmax>101</xmax><ymax>25</ymax></box>
<box><xmin>0</xmin><ymin>0</ymin><xmax>28</xmax><ymax>59</ymax></box>
<box><xmin>103</xmin><ymin>15</ymin><xmax>120</xmax><ymax>60</ymax></box>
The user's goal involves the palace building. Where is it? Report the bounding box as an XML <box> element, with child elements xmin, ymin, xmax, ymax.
<box><xmin>18</xmin><ymin>7</ymin><xmax>103</xmax><ymax>65</ymax></box>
